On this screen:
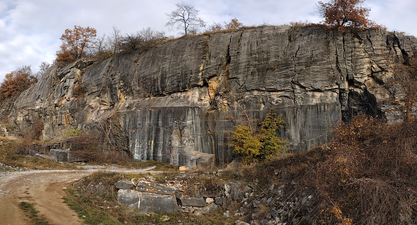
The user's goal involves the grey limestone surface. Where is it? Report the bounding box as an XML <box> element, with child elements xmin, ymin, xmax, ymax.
<box><xmin>5</xmin><ymin>26</ymin><xmax>417</xmax><ymax>167</ymax></box>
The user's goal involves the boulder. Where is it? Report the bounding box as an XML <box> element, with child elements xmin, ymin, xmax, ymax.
<box><xmin>179</xmin><ymin>166</ymin><xmax>187</xmax><ymax>171</ymax></box>
<box><xmin>235</xmin><ymin>220</ymin><xmax>250</xmax><ymax>225</ymax></box>
<box><xmin>225</xmin><ymin>182</ymin><xmax>243</xmax><ymax>201</ymax></box>
<box><xmin>118</xmin><ymin>189</ymin><xmax>139</xmax><ymax>208</ymax></box>
<box><xmin>229</xmin><ymin>182</ymin><xmax>243</xmax><ymax>201</ymax></box>
<box><xmin>205</xmin><ymin>197</ymin><xmax>214</xmax><ymax>204</ymax></box>
<box><xmin>179</xmin><ymin>148</ymin><xmax>215</xmax><ymax>169</ymax></box>
<box><xmin>180</xmin><ymin>197</ymin><xmax>207</xmax><ymax>207</ymax></box>
<box><xmin>160</xmin><ymin>215</ymin><xmax>171</xmax><ymax>222</ymax></box>
<box><xmin>136</xmin><ymin>181</ymin><xmax>178</xmax><ymax>194</ymax></box>
<box><xmin>118</xmin><ymin>190</ymin><xmax>178</xmax><ymax>213</ymax></box>
<box><xmin>138</xmin><ymin>192</ymin><xmax>178</xmax><ymax>213</ymax></box>
<box><xmin>35</xmin><ymin>153</ymin><xmax>56</xmax><ymax>161</ymax></box>
<box><xmin>215</xmin><ymin>197</ymin><xmax>223</xmax><ymax>206</ymax></box>
<box><xmin>50</xmin><ymin>149</ymin><xmax>69</xmax><ymax>162</ymax></box>
<box><xmin>193</xmin><ymin>203</ymin><xmax>219</xmax><ymax>214</ymax></box>
<box><xmin>115</xmin><ymin>180</ymin><xmax>134</xmax><ymax>190</ymax></box>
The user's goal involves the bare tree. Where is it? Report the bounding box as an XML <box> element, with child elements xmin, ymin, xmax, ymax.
<box><xmin>93</xmin><ymin>34</ymin><xmax>115</xmax><ymax>59</ymax></box>
<box><xmin>139</xmin><ymin>27</ymin><xmax>165</xmax><ymax>42</ymax></box>
<box><xmin>166</xmin><ymin>1</ymin><xmax>206</xmax><ymax>36</ymax></box>
<box><xmin>95</xmin><ymin>34</ymin><xmax>108</xmax><ymax>53</ymax></box>
<box><xmin>107</xmin><ymin>26</ymin><xmax>122</xmax><ymax>54</ymax></box>
<box><xmin>35</xmin><ymin>61</ymin><xmax>50</xmax><ymax>79</ymax></box>
<box><xmin>207</xmin><ymin>22</ymin><xmax>223</xmax><ymax>32</ymax></box>
<box><xmin>119</xmin><ymin>27</ymin><xmax>166</xmax><ymax>53</ymax></box>
<box><xmin>92</xmin><ymin>27</ymin><xmax>123</xmax><ymax>59</ymax></box>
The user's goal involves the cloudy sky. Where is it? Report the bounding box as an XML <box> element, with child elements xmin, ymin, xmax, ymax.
<box><xmin>0</xmin><ymin>0</ymin><xmax>416</xmax><ymax>81</ymax></box>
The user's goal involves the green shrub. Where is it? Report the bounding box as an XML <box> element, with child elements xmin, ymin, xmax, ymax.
<box><xmin>65</xmin><ymin>127</ymin><xmax>83</xmax><ymax>137</ymax></box>
<box><xmin>230</xmin><ymin>111</ymin><xmax>287</xmax><ymax>164</ymax></box>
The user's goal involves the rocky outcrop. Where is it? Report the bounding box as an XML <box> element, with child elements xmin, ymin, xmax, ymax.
<box><xmin>4</xmin><ymin>26</ymin><xmax>417</xmax><ymax>167</ymax></box>
<box><xmin>115</xmin><ymin>173</ymin><xmax>236</xmax><ymax>215</ymax></box>
<box><xmin>113</xmin><ymin>171</ymin><xmax>310</xmax><ymax>224</ymax></box>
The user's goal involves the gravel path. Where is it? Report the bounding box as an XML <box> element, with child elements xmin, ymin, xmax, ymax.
<box><xmin>0</xmin><ymin>166</ymin><xmax>160</xmax><ymax>225</ymax></box>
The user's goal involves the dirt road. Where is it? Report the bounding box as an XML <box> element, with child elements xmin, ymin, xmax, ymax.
<box><xmin>0</xmin><ymin>166</ymin><xmax>159</xmax><ymax>225</ymax></box>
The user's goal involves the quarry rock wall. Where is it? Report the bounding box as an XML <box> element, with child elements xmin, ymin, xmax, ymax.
<box><xmin>6</xmin><ymin>26</ymin><xmax>417</xmax><ymax>167</ymax></box>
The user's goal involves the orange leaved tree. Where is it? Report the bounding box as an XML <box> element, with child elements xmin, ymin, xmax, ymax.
<box><xmin>0</xmin><ymin>66</ymin><xmax>37</xmax><ymax>101</ymax></box>
<box><xmin>319</xmin><ymin>0</ymin><xmax>376</xmax><ymax>32</ymax></box>
<box><xmin>56</xmin><ymin>25</ymin><xmax>97</xmax><ymax>63</ymax></box>
<box><xmin>224</xmin><ymin>18</ymin><xmax>243</xmax><ymax>30</ymax></box>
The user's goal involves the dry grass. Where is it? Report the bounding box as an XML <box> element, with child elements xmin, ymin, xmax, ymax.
<box><xmin>310</xmin><ymin>116</ymin><xmax>417</xmax><ymax>224</ymax></box>
<box><xmin>0</xmin><ymin>137</ymin><xmax>78</xmax><ymax>170</ymax></box>
<box><xmin>241</xmin><ymin>115</ymin><xmax>417</xmax><ymax>224</ymax></box>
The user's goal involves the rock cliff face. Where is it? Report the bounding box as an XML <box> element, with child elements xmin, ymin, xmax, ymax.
<box><xmin>5</xmin><ymin>26</ymin><xmax>417</xmax><ymax>167</ymax></box>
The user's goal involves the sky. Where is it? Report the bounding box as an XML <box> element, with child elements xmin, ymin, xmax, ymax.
<box><xmin>0</xmin><ymin>0</ymin><xmax>416</xmax><ymax>81</ymax></box>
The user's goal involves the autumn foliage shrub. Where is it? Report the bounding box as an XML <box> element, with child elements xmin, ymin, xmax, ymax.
<box><xmin>313</xmin><ymin>116</ymin><xmax>417</xmax><ymax>224</ymax></box>
<box><xmin>68</xmin><ymin>130</ymin><xmax>131</xmax><ymax>164</ymax></box>
<box><xmin>224</xmin><ymin>18</ymin><xmax>243</xmax><ymax>30</ymax></box>
<box><xmin>206</xmin><ymin>18</ymin><xmax>244</xmax><ymax>33</ymax></box>
<box><xmin>56</xmin><ymin>25</ymin><xmax>97</xmax><ymax>63</ymax></box>
<box><xmin>0</xmin><ymin>66</ymin><xmax>37</xmax><ymax>101</ymax></box>
<box><xmin>319</xmin><ymin>0</ymin><xmax>379</xmax><ymax>33</ymax></box>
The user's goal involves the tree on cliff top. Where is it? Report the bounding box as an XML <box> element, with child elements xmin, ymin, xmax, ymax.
<box><xmin>56</xmin><ymin>25</ymin><xmax>97</xmax><ymax>63</ymax></box>
<box><xmin>0</xmin><ymin>66</ymin><xmax>37</xmax><ymax>101</ymax></box>
<box><xmin>319</xmin><ymin>0</ymin><xmax>376</xmax><ymax>31</ymax></box>
<box><xmin>224</xmin><ymin>18</ymin><xmax>243</xmax><ymax>30</ymax></box>
<box><xmin>166</xmin><ymin>2</ymin><xmax>206</xmax><ymax>36</ymax></box>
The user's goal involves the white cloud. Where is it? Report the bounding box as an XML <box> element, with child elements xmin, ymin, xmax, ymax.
<box><xmin>368</xmin><ymin>0</ymin><xmax>417</xmax><ymax>36</ymax></box>
<box><xmin>0</xmin><ymin>3</ymin><xmax>7</xmax><ymax>15</ymax></box>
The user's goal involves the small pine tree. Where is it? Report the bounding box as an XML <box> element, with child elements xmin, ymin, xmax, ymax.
<box><xmin>230</xmin><ymin>111</ymin><xmax>287</xmax><ymax>164</ymax></box>
<box><xmin>230</xmin><ymin>125</ymin><xmax>263</xmax><ymax>160</ymax></box>
<box><xmin>258</xmin><ymin>112</ymin><xmax>288</xmax><ymax>161</ymax></box>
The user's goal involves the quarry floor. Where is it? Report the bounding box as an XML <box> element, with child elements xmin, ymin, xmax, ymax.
<box><xmin>0</xmin><ymin>166</ymin><xmax>160</xmax><ymax>225</ymax></box>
